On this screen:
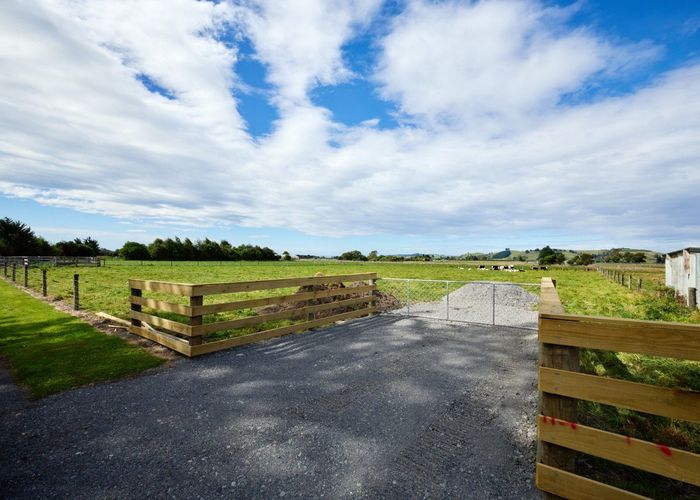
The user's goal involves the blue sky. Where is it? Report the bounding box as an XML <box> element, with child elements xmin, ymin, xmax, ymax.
<box><xmin>1</xmin><ymin>0</ymin><xmax>700</xmax><ymax>255</ymax></box>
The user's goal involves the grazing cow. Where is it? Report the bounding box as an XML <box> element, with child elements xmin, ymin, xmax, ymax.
<box><xmin>532</xmin><ymin>266</ymin><xmax>539</xmax><ymax>270</ymax></box>
<box><xmin>479</xmin><ymin>265</ymin><xmax>485</xmax><ymax>269</ymax></box>
<box><xmin>492</xmin><ymin>265</ymin><xmax>500</xmax><ymax>270</ymax></box>
<box><xmin>540</xmin><ymin>266</ymin><xmax>548</xmax><ymax>270</ymax></box>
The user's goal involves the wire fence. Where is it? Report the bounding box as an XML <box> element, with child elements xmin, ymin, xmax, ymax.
<box><xmin>377</xmin><ymin>278</ymin><xmax>541</xmax><ymax>330</ymax></box>
<box><xmin>0</xmin><ymin>256</ymin><xmax>101</xmax><ymax>268</ymax></box>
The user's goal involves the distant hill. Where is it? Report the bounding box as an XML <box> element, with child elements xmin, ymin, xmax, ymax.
<box><xmin>460</xmin><ymin>248</ymin><xmax>661</xmax><ymax>263</ymax></box>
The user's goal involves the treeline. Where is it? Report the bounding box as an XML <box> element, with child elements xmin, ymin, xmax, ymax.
<box><xmin>1</xmin><ymin>217</ymin><xmax>282</xmax><ymax>262</ymax></box>
<box><xmin>600</xmin><ymin>249</ymin><xmax>648</xmax><ymax>263</ymax></box>
<box><xmin>338</xmin><ymin>250</ymin><xmax>433</xmax><ymax>262</ymax></box>
<box><xmin>119</xmin><ymin>238</ymin><xmax>280</xmax><ymax>261</ymax></box>
<box><xmin>0</xmin><ymin>218</ymin><xmax>105</xmax><ymax>257</ymax></box>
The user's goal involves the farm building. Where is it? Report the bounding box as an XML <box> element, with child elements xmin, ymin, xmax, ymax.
<box><xmin>665</xmin><ymin>247</ymin><xmax>700</xmax><ymax>308</ymax></box>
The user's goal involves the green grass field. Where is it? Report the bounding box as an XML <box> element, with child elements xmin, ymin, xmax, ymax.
<box><xmin>19</xmin><ymin>259</ymin><xmax>653</xmax><ymax>318</ymax></box>
<box><xmin>0</xmin><ymin>280</ymin><xmax>164</xmax><ymax>398</ymax></box>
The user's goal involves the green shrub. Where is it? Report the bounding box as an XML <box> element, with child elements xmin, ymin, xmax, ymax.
<box><xmin>640</xmin><ymin>286</ymin><xmax>691</xmax><ymax>322</ymax></box>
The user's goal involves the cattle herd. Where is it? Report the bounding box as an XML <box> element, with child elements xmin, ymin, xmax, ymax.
<box><xmin>475</xmin><ymin>264</ymin><xmax>548</xmax><ymax>272</ymax></box>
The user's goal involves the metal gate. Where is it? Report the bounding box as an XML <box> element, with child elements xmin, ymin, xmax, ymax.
<box><xmin>377</xmin><ymin>278</ymin><xmax>541</xmax><ymax>330</ymax></box>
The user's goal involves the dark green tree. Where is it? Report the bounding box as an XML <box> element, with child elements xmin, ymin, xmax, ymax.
<box><xmin>119</xmin><ymin>241</ymin><xmax>150</xmax><ymax>260</ymax></box>
<box><xmin>538</xmin><ymin>246</ymin><xmax>565</xmax><ymax>265</ymax></box>
<box><xmin>339</xmin><ymin>250</ymin><xmax>368</xmax><ymax>261</ymax></box>
<box><xmin>0</xmin><ymin>217</ymin><xmax>41</xmax><ymax>255</ymax></box>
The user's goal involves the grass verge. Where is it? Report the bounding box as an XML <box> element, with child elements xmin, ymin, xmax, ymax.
<box><xmin>0</xmin><ymin>279</ymin><xmax>165</xmax><ymax>398</ymax></box>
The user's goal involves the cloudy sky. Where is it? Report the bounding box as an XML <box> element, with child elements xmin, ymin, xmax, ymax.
<box><xmin>1</xmin><ymin>0</ymin><xmax>699</xmax><ymax>255</ymax></box>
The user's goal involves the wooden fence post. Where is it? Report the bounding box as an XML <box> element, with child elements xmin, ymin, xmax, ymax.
<box><xmin>12</xmin><ymin>264</ymin><xmax>16</xmax><ymax>282</ymax></box>
<box><xmin>637</xmin><ymin>278</ymin><xmax>642</xmax><ymax>291</ymax></box>
<box><xmin>23</xmin><ymin>264</ymin><xmax>28</xmax><ymax>287</ymax></box>
<box><xmin>130</xmin><ymin>287</ymin><xmax>142</xmax><ymax>327</ymax></box>
<box><xmin>538</xmin><ymin>278</ymin><xmax>579</xmax><ymax>498</ymax></box>
<box><xmin>42</xmin><ymin>269</ymin><xmax>47</xmax><ymax>296</ymax></box>
<box><xmin>189</xmin><ymin>295</ymin><xmax>203</xmax><ymax>347</ymax></box>
<box><xmin>690</xmin><ymin>287</ymin><xmax>697</xmax><ymax>310</ymax></box>
<box><xmin>73</xmin><ymin>274</ymin><xmax>79</xmax><ymax>311</ymax></box>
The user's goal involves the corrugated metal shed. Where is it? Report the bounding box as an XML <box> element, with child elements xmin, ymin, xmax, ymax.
<box><xmin>665</xmin><ymin>247</ymin><xmax>700</xmax><ymax>308</ymax></box>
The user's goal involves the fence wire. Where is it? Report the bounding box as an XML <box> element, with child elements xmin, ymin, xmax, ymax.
<box><xmin>377</xmin><ymin>278</ymin><xmax>540</xmax><ymax>330</ymax></box>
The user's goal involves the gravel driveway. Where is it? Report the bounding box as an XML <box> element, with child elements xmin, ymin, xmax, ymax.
<box><xmin>0</xmin><ymin>314</ymin><xmax>540</xmax><ymax>499</ymax></box>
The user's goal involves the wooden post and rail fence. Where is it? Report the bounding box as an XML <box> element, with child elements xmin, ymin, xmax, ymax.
<box><xmin>128</xmin><ymin>273</ymin><xmax>377</xmax><ymax>357</ymax></box>
<box><xmin>597</xmin><ymin>267</ymin><xmax>644</xmax><ymax>291</ymax></box>
<box><xmin>536</xmin><ymin>277</ymin><xmax>700</xmax><ymax>498</ymax></box>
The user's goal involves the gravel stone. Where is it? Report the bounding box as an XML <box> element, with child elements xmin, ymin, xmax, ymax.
<box><xmin>0</xmin><ymin>314</ymin><xmax>540</xmax><ymax>499</ymax></box>
<box><xmin>393</xmin><ymin>282</ymin><xmax>539</xmax><ymax>329</ymax></box>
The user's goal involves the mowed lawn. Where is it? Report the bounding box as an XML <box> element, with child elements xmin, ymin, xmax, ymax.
<box><xmin>0</xmin><ymin>280</ymin><xmax>164</xmax><ymax>398</ymax></box>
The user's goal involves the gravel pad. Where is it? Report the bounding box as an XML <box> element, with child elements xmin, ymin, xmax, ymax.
<box><xmin>393</xmin><ymin>282</ymin><xmax>539</xmax><ymax>329</ymax></box>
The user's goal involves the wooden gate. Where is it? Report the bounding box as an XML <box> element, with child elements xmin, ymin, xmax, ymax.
<box><xmin>537</xmin><ymin>277</ymin><xmax>700</xmax><ymax>498</ymax></box>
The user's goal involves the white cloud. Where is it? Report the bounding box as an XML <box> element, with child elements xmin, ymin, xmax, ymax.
<box><xmin>0</xmin><ymin>0</ymin><xmax>699</xmax><ymax>250</ymax></box>
<box><xmin>376</xmin><ymin>0</ymin><xmax>659</xmax><ymax>132</ymax></box>
<box><xmin>228</xmin><ymin>0</ymin><xmax>381</xmax><ymax>105</ymax></box>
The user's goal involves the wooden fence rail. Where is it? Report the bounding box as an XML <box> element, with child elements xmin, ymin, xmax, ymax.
<box><xmin>128</xmin><ymin>273</ymin><xmax>377</xmax><ymax>357</ymax></box>
<box><xmin>536</xmin><ymin>277</ymin><xmax>700</xmax><ymax>498</ymax></box>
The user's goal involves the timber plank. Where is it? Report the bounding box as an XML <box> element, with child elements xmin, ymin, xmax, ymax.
<box><xmin>190</xmin><ymin>273</ymin><xmax>377</xmax><ymax>296</ymax></box>
<box><xmin>128</xmin><ymin>279</ymin><xmax>194</xmax><ymax>296</ymax></box>
<box><xmin>190</xmin><ymin>306</ymin><xmax>375</xmax><ymax>356</ymax></box>
<box><xmin>539</xmin><ymin>367</ymin><xmax>700</xmax><ymax>423</ymax></box>
<box><xmin>128</xmin><ymin>325</ymin><xmax>192</xmax><ymax>356</ymax></box>
<box><xmin>539</xmin><ymin>316</ymin><xmax>700</xmax><ymax>362</ymax></box>
<box><xmin>538</xmin><ymin>417</ymin><xmax>700</xmax><ymax>486</ymax></box>
<box><xmin>131</xmin><ymin>296</ymin><xmax>193</xmax><ymax>316</ymax></box>
<box><xmin>538</xmin><ymin>277</ymin><xmax>578</xmax><ymax>482</ymax></box>
<box><xmin>130</xmin><ymin>311</ymin><xmax>193</xmax><ymax>336</ymax></box>
<box><xmin>192</xmin><ymin>295</ymin><xmax>372</xmax><ymax>336</ymax></box>
<box><xmin>193</xmin><ymin>285</ymin><xmax>374</xmax><ymax>316</ymax></box>
<box><xmin>540</xmin><ymin>277</ymin><xmax>565</xmax><ymax>315</ymax></box>
<box><xmin>536</xmin><ymin>463</ymin><xmax>647</xmax><ymax>500</ymax></box>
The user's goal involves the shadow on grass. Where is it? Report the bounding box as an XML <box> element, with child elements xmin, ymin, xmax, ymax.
<box><xmin>0</xmin><ymin>281</ymin><xmax>164</xmax><ymax>398</ymax></box>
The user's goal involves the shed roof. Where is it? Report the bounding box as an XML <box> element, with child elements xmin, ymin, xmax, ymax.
<box><xmin>667</xmin><ymin>247</ymin><xmax>700</xmax><ymax>257</ymax></box>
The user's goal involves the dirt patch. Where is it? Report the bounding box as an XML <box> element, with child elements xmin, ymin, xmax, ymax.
<box><xmin>373</xmin><ymin>290</ymin><xmax>403</xmax><ymax>312</ymax></box>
